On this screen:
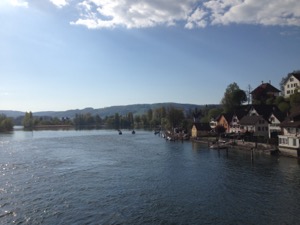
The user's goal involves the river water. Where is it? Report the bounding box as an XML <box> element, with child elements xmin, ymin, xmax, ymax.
<box><xmin>0</xmin><ymin>129</ymin><xmax>300</xmax><ymax>224</ymax></box>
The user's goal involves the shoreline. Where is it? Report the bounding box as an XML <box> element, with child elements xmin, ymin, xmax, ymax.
<box><xmin>191</xmin><ymin>137</ymin><xmax>288</xmax><ymax>157</ymax></box>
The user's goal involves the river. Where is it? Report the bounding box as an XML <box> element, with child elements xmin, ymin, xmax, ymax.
<box><xmin>0</xmin><ymin>129</ymin><xmax>300</xmax><ymax>224</ymax></box>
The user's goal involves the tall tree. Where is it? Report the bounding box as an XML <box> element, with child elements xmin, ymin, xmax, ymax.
<box><xmin>166</xmin><ymin>107</ymin><xmax>184</xmax><ymax>129</ymax></box>
<box><xmin>221</xmin><ymin>83</ymin><xmax>247</xmax><ymax>112</ymax></box>
<box><xmin>23</xmin><ymin>111</ymin><xmax>35</xmax><ymax>129</ymax></box>
<box><xmin>114</xmin><ymin>113</ymin><xmax>120</xmax><ymax>129</ymax></box>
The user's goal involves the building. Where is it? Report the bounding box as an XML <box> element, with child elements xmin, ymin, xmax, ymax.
<box><xmin>278</xmin><ymin>111</ymin><xmax>300</xmax><ymax>157</ymax></box>
<box><xmin>239</xmin><ymin>115</ymin><xmax>269</xmax><ymax>138</ymax></box>
<box><xmin>251</xmin><ymin>82</ymin><xmax>280</xmax><ymax>104</ymax></box>
<box><xmin>191</xmin><ymin>122</ymin><xmax>212</xmax><ymax>138</ymax></box>
<box><xmin>216</xmin><ymin>113</ymin><xmax>233</xmax><ymax>133</ymax></box>
<box><xmin>283</xmin><ymin>71</ymin><xmax>300</xmax><ymax>98</ymax></box>
<box><xmin>268</xmin><ymin>111</ymin><xmax>285</xmax><ymax>138</ymax></box>
<box><xmin>228</xmin><ymin>109</ymin><xmax>249</xmax><ymax>133</ymax></box>
<box><xmin>246</xmin><ymin>105</ymin><xmax>285</xmax><ymax>138</ymax></box>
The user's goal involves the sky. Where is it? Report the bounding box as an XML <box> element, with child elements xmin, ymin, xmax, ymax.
<box><xmin>1</xmin><ymin>0</ymin><xmax>300</xmax><ymax>112</ymax></box>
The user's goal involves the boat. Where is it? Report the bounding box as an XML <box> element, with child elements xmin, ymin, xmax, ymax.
<box><xmin>118</xmin><ymin>130</ymin><xmax>122</xmax><ymax>135</ymax></box>
<box><xmin>132</xmin><ymin>130</ymin><xmax>135</xmax><ymax>134</ymax></box>
<box><xmin>154</xmin><ymin>130</ymin><xmax>160</xmax><ymax>135</ymax></box>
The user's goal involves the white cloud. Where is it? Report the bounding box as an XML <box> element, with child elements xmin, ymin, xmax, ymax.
<box><xmin>49</xmin><ymin>0</ymin><xmax>69</xmax><ymax>8</ymax></box>
<box><xmin>71</xmin><ymin>0</ymin><xmax>198</xmax><ymax>29</ymax></box>
<box><xmin>9</xmin><ymin>0</ymin><xmax>300</xmax><ymax>29</ymax></box>
<box><xmin>69</xmin><ymin>0</ymin><xmax>300</xmax><ymax>29</ymax></box>
<box><xmin>10</xmin><ymin>0</ymin><xmax>28</xmax><ymax>8</ymax></box>
<box><xmin>205</xmin><ymin>0</ymin><xmax>300</xmax><ymax>27</ymax></box>
<box><xmin>185</xmin><ymin>7</ymin><xmax>208</xmax><ymax>29</ymax></box>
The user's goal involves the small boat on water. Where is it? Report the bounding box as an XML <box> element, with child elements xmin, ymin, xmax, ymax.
<box><xmin>118</xmin><ymin>130</ymin><xmax>122</xmax><ymax>135</ymax></box>
<box><xmin>154</xmin><ymin>130</ymin><xmax>160</xmax><ymax>135</ymax></box>
<box><xmin>132</xmin><ymin>130</ymin><xmax>135</xmax><ymax>134</ymax></box>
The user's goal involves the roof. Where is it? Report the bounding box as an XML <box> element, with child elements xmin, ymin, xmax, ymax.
<box><xmin>280</xmin><ymin>111</ymin><xmax>300</xmax><ymax>128</ymax></box>
<box><xmin>239</xmin><ymin>115</ymin><xmax>268</xmax><ymax>125</ymax></box>
<box><xmin>217</xmin><ymin>112</ymin><xmax>233</xmax><ymax>123</ymax></box>
<box><xmin>250</xmin><ymin>105</ymin><xmax>282</xmax><ymax>121</ymax></box>
<box><xmin>251</xmin><ymin>83</ymin><xmax>280</xmax><ymax>95</ymax></box>
<box><xmin>271</xmin><ymin>110</ymin><xmax>286</xmax><ymax>122</ymax></box>
<box><xmin>234</xmin><ymin>108</ymin><xmax>249</xmax><ymax>120</ymax></box>
<box><xmin>280</xmin><ymin>121</ymin><xmax>300</xmax><ymax>128</ymax></box>
<box><xmin>193</xmin><ymin>122</ymin><xmax>211</xmax><ymax>131</ymax></box>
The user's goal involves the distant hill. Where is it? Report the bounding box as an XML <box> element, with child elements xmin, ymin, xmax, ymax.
<box><xmin>1</xmin><ymin>103</ymin><xmax>219</xmax><ymax>119</ymax></box>
<box><xmin>0</xmin><ymin>110</ymin><xmax>25</xmax><ymax>118</ymax></box>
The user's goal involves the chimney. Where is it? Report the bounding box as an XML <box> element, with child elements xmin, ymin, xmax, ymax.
<box><xmin>261</xmin><ymin>81</ymin><xmax>264</xmax><ymax>84</ymax></box>
<box><xmin>269</xmin><ymin>80</ymin><xmax>271</xmax><ymax>84</ymax></box>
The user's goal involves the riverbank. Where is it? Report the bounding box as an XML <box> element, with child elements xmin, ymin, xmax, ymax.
<box><xmin>191</xmin><ymin>137</ymin><xmax>282</xmax><ymax>156</ymax></box>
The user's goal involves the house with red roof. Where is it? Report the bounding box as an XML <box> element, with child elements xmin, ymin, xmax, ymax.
<box><xmin>251</xmin><ymin>82</ymin><xmax>280</xmax><ymax>104</ymax></box>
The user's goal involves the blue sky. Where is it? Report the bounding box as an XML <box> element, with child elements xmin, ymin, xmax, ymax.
<box><xmin>1</xmin><ymin>0</ymin><xmax>300</xmax><ymax>112</ymax></box>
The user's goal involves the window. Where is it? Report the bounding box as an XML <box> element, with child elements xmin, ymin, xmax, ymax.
<box><xmin>293</xmin><ymin>139</ymin><xmax>297</xmax><ymax>146</ymax></box>
<box><xmin>287</xmin><ymin>84</ymin><xmax>290</xmax><ymax>88</ymax></box>
<box><xmin>290</xmin><ymin>77</ymin><xmax>294</xmax><ymax>82</ymax></box>
<box><xmin>287</xmin><ymin>90</ymin><xmax>290</xmax><ymax>94</ymax></box>
<box><xmin>258</xmin><ymin>127</ymin><xmax>261</xmax><ymax>131</ymax></box>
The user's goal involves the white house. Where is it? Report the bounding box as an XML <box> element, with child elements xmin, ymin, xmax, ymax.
<box><xmin>284</xmin><ymin>72</ymin><xmax>300</xmax><ymax>98</ymax></box>
<box><xmin>268</xmin><ymin>111</ymin><xmax>285</xmax><ymax>138</ymax></box>
<box><xmin>278</xmin><ymin>111</ymin><xmax>300</xmax><ymax>157</ymax></box>
<box><xmin>228</xmin><ymin>110</ymin><xmax>249</xmax><ymax>133</ymax></box>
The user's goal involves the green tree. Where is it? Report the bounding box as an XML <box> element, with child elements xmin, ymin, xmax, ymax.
<box><xmin>134</xmin><ymin>115</ymin><xmax>141</xmax><ymax>127</ymax></box>
<box><xmin>0</xmin><ymin>114</ymin><xmax>13</xmax><ymax>132</ymax></box>
<box><xmin>221</xmin><ymin>83</ymin><xmax>247</xmax><ymax>112</ymax></box>
<box><xmin>141</xmin><ymin>114</ymin><xmax>149</xmax><ymax>127</ymax></box>
<box><xmin>290</xmin><ymin>92</ymin><xmax>300</xmax><ymax>109</ymax></box>
<box><xmin>275</xmin><ymin>96</ymin><xmax>285</xmax><ymax>106</ymax></box>
<box><xmin>208</xmin><ymin>108</ymin><xmax>223</xmax><ymax>120</ymax></box>
<box><xmin>278</xmin><ymin>101</ymin><xmax>290</xmax><ymax>113</ymax></box>
<box><xmin>114</xmin><ymin>113</ymin><xmax>120</xmax><ymax>129</ymax></box>
<box><xmin>166</xmin><ymin>107</ymin><xmax>184</xmax><ymax>129</ymax></box>
<box><xmin>95</xmin><ymin>115</ymin><xmax>103</xmax><ymax>126</ymax></box>
<box><xmin>147</xmin><ymin>109</ymin><xmax>153</xmax><ymax>123</ymax></box>
<box><xmin>23</xmin><ymin>112</ymin><xmax>35</xmax><ymax>129</ymax></box>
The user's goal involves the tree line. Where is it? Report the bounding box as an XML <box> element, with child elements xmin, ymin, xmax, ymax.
<box><xmin>2</xmin><ymin>70</ymin><xmax>299</xmax><ymax>133</ymax></box>
<box><xmin>21</xmin><ymin>106</ymin><xmax>190</xmax><ymax>131</ymax></box>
